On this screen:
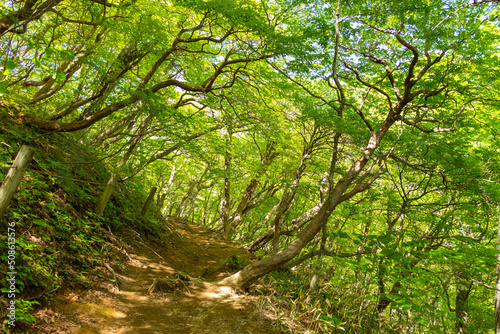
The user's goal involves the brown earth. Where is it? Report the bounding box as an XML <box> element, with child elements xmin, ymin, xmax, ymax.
<box><xmin>27</xmin><ymin>217</ymin><xmax>283</xmax><ymax>334</ymax></box>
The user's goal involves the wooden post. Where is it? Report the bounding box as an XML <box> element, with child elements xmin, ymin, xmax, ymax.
<box><xmin>96</xmin><ymin>172</ymin><xmax>119</xmax><ymax>215</ymax></box>
<box><xmin>141</xmin><ymin>186</ymin><xmax>157</xmax><ymax>216</ymax></box>
<box><xmin>0</xmin><ymin>145</ymin><xmax>35</xmax><ymax>219</ymax></box>
<box><xmin>495</xmin><ymin>208</ymin><xmax>500</xmax><ymax>334</ymax></box>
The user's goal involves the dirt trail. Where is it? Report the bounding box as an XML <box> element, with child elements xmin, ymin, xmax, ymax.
<box><xmin>32</xmin><ymin>218</ymin><xmax>281</xmax><ymax>334</ymax></box>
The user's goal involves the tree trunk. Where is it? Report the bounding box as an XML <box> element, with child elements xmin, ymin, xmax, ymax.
<box><xmin>221</xmin><ymin>146</ymin><xmax>232</xmax><ymax>235</ymax></box>
<box><xmin>156</xmin><ymin>161</ymin><xmax>182</xmax><ymax>216</ymax></box>
<box><xmin>223</xmin><ymin>179</ymin><xmax>257</xmax><ymax>238</ymax></box>
<box><xmin>271</xmin><ymin>130</ymin><xmax>320</xmax><ymax>251</ymax></box>
<box><xmin>220</xmin><ymin>203</ymin><xmax>332</xmax><ymax>288</ymax></box>
<box><xmin>271</xmin><ymin>189</ymin><xmax>295</xmax><ymax>251</ymax></box>
<box><xmin>223</xmin><ymin>143</ymin><xmax>278</xmax><ymax>239</ymax></box>
<box><xmin>183</xmin><ymin>180</ymin><xmax>214</xmax><ymax>220</ymax></box>
<box><xmin>96</xmin><ymin>116</ymin><xmax>150</xmax><ymax>215</ymax></box>
<box><xmin>455</xmin><ymin>282</ymin><xmax>472</xmax><ymax>334</ymax></box>
<box><xmin>156</xmin><ymin>192</ymin><xmax>167</xmax><ymax>217</ymax></box>
<box><xmin>376</xmin><ymin>258</ymin><xmax>389</xmax><ymax>313</ymax></box>
<box><xmin>220</xmin><ymin>113</ymin><xmax>395</xmax><ymax>288</ymax></box>
<box><xmin>247</xmin><ymin>131</ymin><xmax>333</xmax><ymax>253</ymax></box>
<box><xmin>175</xmin><ymin>165</ymin><xmax>210</xmax><ymax>218</ymax></box>
<box><xmin>0</xmin><ymin>0</ymin><xmax>63</xmax><ymax>36</ymax></box>
<box><xmin>310</xmin><ymin>225</ymin><xmax>328</xmax><ymax>291</ymax></box>
<box><xmin>246</xmin><ymin>202</ymin><xmax>322</xmax><ymax>253</ymax></box>
<box><xmin>92</xmin><ymin>113</ymin><xmax>137</xmax><ymax>146</ymax></box>
<box><xmin>174</xmin><ymin>181</ymin><xmax>196</xmax><ymax>217</ymax></box>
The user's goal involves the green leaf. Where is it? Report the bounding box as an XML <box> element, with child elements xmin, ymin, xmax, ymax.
<box><xmin>3</xmin><ymin>60</ymin><xmax>15</xmax><ymax>75</ymax></box>
<box><xmin>55</xmin><ymin>72</ymin><xmax>66</xmax><ymax>81</ymax></box>
<box><xmin>59</xmin><ymin>50</ymin><xmax>75</xmax><ymax>62</ymax></box>
<box><xmin>0</xmin><ymin>81</ymin><xmax>7</xmax><ymax>95</ymax></box>
<box><xmin>5</xmin><ymin>60</ymin><xmax>15</xmax><ymax>70</ymax></box>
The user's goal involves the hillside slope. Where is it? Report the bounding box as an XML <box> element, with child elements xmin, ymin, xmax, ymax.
<box><xmin>0</xmin><ymin>108</ymin><xmax>286</xmax><ymax>333</ymax></box>
<box><xmin>32</xmin><ymin>217</ymin><xmax>283</xmax><ymax>334</ymax></box>
<box><xmin>0</xmin><ymin>107</ymin><xmax>156</xmax><ymax>331</ymax></box>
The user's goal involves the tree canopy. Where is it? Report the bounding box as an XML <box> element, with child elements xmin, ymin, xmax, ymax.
<box><xmin>2</xmin><ymin>0</ymin><xmax>500</xmax><ymax>332</ymax></box>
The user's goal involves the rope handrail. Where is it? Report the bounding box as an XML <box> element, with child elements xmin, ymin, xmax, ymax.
<box><xmin>26</xmin><ymin>169</ymin><xmax>108</xmax><ymax>186</ymax></box>
<box><xmin>2</xmin><ymin>164</ymin><xmax>107</xmax><ymax>185</ymax></box>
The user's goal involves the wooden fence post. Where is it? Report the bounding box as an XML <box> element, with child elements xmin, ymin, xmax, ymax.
<box><xmin>495</xmin><ymin>208</ymin><xmax>500</xmax><ymax>334</ymax></box>
<box><xmin>141</xmin><ymin>186</ymin><xmax>157</xmax><ymax>216</ymax></box>
<box><xmin>0</xmin><ymin>145</ymin><xmax>35</xmax><ymax>219</ymax></box>
<box><xmin>96</xmin><ymin>172</ymin><xmax>119</xmax><ymax>216</ymax></box>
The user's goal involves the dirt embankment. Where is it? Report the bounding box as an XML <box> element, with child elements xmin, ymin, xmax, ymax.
<box><xmin>28</xmin><ymin>217</ymin><xmax>282</xmax><ymax>334</ymax></box>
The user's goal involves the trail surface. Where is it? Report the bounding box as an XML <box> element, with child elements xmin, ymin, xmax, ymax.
<box><xmin>32</xmin><ymin>218</ymin><xmax>281</xmax><ymax>334</ymax></box>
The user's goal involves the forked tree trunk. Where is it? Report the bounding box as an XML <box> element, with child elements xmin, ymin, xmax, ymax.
<box><xmin>223</xmin><ymin>143</ymin><xmax>278</xmax><ymax>239</ymax></box>
<box><xmin>223</xmin><ymin>179</ymin><xmax>258</xmax><ymax>238</ymax></box>
<box><xmin>220</xmin><ymin>203</ymin><xmax>332</xmax><ymax>288</ymax></box>
<box><xmin>271</xmin><ymin>130</ymin><xmax>321</xmax><ymax>251</ymax></box>
<box><xmin>246</xmin><ymin>202</ymin><xmax>321</xmax><ymax>253</ymax></box>
<box><xmin>220</xmin><ymin>114</ymin><xmax>395</xmax><ymax>288</ymax></box>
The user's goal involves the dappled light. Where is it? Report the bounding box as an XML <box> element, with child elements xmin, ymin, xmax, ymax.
<box><xmin>45</xmin><ymin>219</ymin><xmax>279</xmax><ymax>333</ymax></box>
<box><xmin>1</xmin><ymin>0</ymin><xmax>499</xmax><ymax>333</ymax></box>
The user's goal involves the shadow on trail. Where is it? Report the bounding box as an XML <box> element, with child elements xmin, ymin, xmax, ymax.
<box><xmin>51</xmin><ymin>218</ymin><xmax>283</xmax><ymax>334</ymax></box>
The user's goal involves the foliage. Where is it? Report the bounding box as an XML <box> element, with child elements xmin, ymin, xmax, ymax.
<box><xmin>1</xmin><ymin>0</ymin><xmax>500</xmax><ymax>332</ymax></box>
<box><xmin>0</xmin><ymin>111</ymin><xmax>159</xmax><ymax>330</ymax></box>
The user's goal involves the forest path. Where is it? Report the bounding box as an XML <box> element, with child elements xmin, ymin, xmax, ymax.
<box><xmin>37</xmin><ymin>218</ymin><xmax>280</xmax><ymax>334</ymax></box>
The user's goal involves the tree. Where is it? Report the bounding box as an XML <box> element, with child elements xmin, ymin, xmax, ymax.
<box><xmin>2</xmin><ymin>0</ymin><xmax>280</xmax><ymax>132</ymax></box>
<box><xmin>220</xmin><ymin>0</ymin><xmax>499</xmax><ymax>289</ymax></box>
<box><xmin>2</xmin><ymin>0</ymin><xmax>500</xmax><ymax>331</ymax></box>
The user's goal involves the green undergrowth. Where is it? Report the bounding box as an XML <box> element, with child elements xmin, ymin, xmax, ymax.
<box><xmin>0</xmin><ymin>109</ymin><xmax>159</xmax><ymax>332</ymax></box>
<box><xmin>253</xmin><ymin>268</ymin><xmax>392</xmax><ymax>334</ymax></box>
